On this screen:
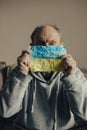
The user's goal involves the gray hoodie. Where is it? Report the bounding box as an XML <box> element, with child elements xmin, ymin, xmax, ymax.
<box><xmin>0</xmin><ymin>67</ymin><xmax>87</xmax><ymax>130</ymax></box>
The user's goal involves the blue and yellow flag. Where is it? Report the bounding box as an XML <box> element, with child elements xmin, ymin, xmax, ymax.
<box><xmin>28</xmin><ymin>45</ymin><xmax>67</xmax><ymax>72</ymax></box>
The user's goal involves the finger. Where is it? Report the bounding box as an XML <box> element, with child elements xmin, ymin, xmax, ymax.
<box><xmin>63</xmin><ymin>67</ymin><xmax>72</xmax><ymax>76</ymax></box>
<box><xmin>61</xmin><ymin>54</ymin><xmax>72</xmax><ymax>59</ymax></box>
<box><xmin>18</xmin><ymin>52</ymin><xmax>30</xmax><ymax>61</ymax></box>
<box><xmin>21</xmin><ymin>57</ymin><xmax>29</xmax><ymax>66</ymax></box>
<box><xmin>62</xmin><ymin>60</ymin><xmax>69</xmax><ymax>70</ymax></box>
<box><xmin>20</xmin><ymin>60</ymin><xmax>29</xmax><ymax>67</ymax></box>
<box><xmin>66</xmin><ymin>58</ymin><xmax>76</xmax><ymax>66</ymax></box>
<box><xmin>63</xmin><ymin>60</ymin><xmax>76</xmax><ymax>70</ymax></box>
<box><xmin>21</xmin><ymin>50</ymin><xmax>31</xmax><ymax>56</ymax></box>
<box><xmin>17</xmin><ymin>57</ymin><xmax>29</xmax><ymax>67</ymax></box>
<box><xmin>18</xmin><ymin>63</ymin><xmax>28</xmax><ymax>74</ymax></box>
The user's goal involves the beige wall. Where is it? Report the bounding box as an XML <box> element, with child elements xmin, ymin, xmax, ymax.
<box><xmin>0</xmin><ymin>0</ymin><xmax>87</xmax><ymax>68</ymax></box>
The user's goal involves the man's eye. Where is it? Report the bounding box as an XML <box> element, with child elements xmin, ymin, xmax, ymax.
<box><xmin>50</xmin><ymin>43</ymin><xmax>54</xmax><ymax>45</ymax></box>
<box><xmin>38</xmin><ymin>41</ymin><xmax>45</xmax><ymax>45</ymax></box>
<box><xmin>50</xmin><ymin>41</ymin><xmax>56</xmax><ymax>45</ymax></box>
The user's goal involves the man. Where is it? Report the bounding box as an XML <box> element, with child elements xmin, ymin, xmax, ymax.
<box><xmin>0</xmin><ymin>24</ymin><xmax>87</xmax><ymax>130</ymax></box>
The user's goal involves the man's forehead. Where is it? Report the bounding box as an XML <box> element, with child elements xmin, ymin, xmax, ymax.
<box><xmin>41</xmin><ymin>25</ymin><xmax>58</xmax><ymax>34</ymax></box>
<box><xmin>37</xmin><ymin>26</ymin><xmax>60</xmax><ymax>40</ymax></box>
<box><xmin>42</xmin><ymin>25</ymin><xmax>58</xmax><ymax>31</ymax></box>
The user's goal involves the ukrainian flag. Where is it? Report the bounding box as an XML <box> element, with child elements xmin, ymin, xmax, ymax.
<box><xmin>28</xmin><ymin>45</ymin><xmax>67</xmax><ymax>72</ymax></box>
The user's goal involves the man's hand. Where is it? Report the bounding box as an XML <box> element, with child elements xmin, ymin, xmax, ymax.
<box><xmin>62</xmin><ymin>54</ymin><xmax>77</xmax><ymax>76</ymax></box>
<box><xmin>17</xmin><ymin>50</ymin><xmax>31</xmax><ymax>75</ymax></box>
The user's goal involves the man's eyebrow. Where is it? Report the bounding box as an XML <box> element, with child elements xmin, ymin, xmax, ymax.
<box><xmin>51</xmin><ymin>40</ymin><xmax>56</xmax><ymax>43</ymax></box>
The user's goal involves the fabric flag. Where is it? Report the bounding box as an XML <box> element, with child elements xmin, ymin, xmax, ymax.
<box><xmin>29</xmin><ymin>45</ymin><xmax>66</xmax><ymax>59</ymax></box>
<box><xmin>28</xmin><ymin>45</ymin><xmax>67</xmax><ymax>72</ymax></box>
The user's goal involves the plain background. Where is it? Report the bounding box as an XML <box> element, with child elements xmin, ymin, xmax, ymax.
<box><xmin>0</xmin><ymin>0</ymin><xmax>87</xmax><ymax>68</ymax></box>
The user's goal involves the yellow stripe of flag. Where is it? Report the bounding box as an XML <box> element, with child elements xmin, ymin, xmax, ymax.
<box><xmin>29</xmin><ymin>59</ymin><xmax>63</xmax><ymax>72</ymax></box>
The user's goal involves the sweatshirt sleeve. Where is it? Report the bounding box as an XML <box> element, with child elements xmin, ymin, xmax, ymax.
<box><xmin>62</xmin><ymin>68</ymin><xmax>87</xmax><ymax>120</ymax></box>
<box><xmin>0</xmin><ymin>67</ymin><xmax>32</xmax><ymax>118</ymax></box>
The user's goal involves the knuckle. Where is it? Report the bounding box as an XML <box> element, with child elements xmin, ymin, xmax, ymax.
<box><xmin>22</xmin><ymin>50</ymin><xmax>30</xmax><ymax>55</ymax></box>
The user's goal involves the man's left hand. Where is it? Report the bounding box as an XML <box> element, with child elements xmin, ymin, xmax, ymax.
<box><xmin>61</xmin><ymin>54</ymin><xmax>77</xmax><ymax>76</ymax></box>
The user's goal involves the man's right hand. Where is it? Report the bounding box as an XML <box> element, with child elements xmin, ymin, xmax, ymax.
<box><xmin>17</xmin><ymin>50</ymin><xmax>31</xmax><ymax>75</ymax></box>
